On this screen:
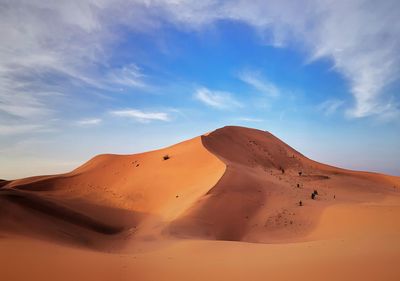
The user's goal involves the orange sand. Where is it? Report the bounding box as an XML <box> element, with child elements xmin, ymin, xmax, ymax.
<box><xmin>1</xmin><ymin>126</ymin><xmax>399</xmax><ymax>280</ymax></box>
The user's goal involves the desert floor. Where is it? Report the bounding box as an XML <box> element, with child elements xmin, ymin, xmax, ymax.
<box><xmin>1</xmin><ymin>196</ymin><xmax>400</xmax><ymax>281</ymax></box>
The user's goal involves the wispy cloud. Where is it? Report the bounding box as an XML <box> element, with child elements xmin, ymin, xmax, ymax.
<box><xmin>1</xmin><ymin>1</ymin><xmax>399</xmax><ymax>122</ymax></box>
<box><xmin>0</xmin><ymin>75</ymin><xmax>55</xmax><ymax>118</ymax></box>
<box><xmin>107</xmin><ymin>64</ymin><xmax>147</xmax><ymax>89</ymax></box>
<box><xmin>0</xmin><ymin>1</ymin><xmax>149</xmax><ymax>126</ymax></box>
<box><xmin>317</xmin><ymin>99</ymin><xmax>345</xmax><ymax>116</ymax></box>
<box><xmin>0</xmin><ymin>124</ymin><xmax>49</xmax><ymax>136</ymax></box>
<box><xmin>76</xmin><ymin>118</ymin><xmax>102</xmax><ymax>126</ymax></box>
<box><xmin>194</xmin><ymin>87</ymin><xmax>242</xmax><ymax>109</ymax></box>
<box><xmin>110</xmin><ymin>109</ymin><xmax>171</xmax><ymax>122</ymax></box>
<box><xmin>154</xmin><ymin>0</ymin><xmax>400</xmax><ymax>119</ymax></box>
<box><xmin>238</xmin><ymin>70</ymin><xmax>280</xmax><ymax>97</ymax></box>
<box><xmin>236</xmin><ymin>117</ymin><xmax>264</xmax><ymax>122</ymax></box>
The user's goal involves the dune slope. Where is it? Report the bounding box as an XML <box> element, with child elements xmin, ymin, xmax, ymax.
<box><xmin>1</xmin><ymin>126</ymin><xmax>399</xmax><ymax>246</ymax></box>
<box><xmin>0</xmin><ymin>135</ymin><xmax>225</xmax><ymax>248</ymax></box>
<box><xmin>169</xmin><ymin>126</ymin><xmax>400</xmax><ymax>242</ymax></box>
<box><xmin>1</xmin><ymin>126</ymin><xmax>400</xmax><ymax>281</ymax></box>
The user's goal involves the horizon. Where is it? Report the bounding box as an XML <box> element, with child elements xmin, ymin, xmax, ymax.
<box><xmin>1</xmin><ymin>1</ymin><xmax>400</xmax><ymax>179</ymax></box>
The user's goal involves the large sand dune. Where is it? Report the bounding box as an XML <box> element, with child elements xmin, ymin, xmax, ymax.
<box><xmin>1</xmin><ymin>126</ymin><xmax>399</xmax><ymax>280</ymax></box>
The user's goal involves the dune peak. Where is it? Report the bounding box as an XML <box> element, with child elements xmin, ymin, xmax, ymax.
<box><xmin>0</xmin><ymin>125</ymin><xmax>399</xmax><ymax>247</ymax></box>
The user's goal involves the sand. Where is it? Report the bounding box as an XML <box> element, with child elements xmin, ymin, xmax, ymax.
<box><xmin>1</xmin><ymin>126</ymin><xmax>400</xmax><ymax>280</ymax></box>
<box><xmin>0</xmin><ymin>135</ymin><xmax>225</xmax><ymax>248</ymax></box>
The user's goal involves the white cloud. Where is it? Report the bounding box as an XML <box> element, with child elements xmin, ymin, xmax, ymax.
<box><xmin>106</xmin><ymin>64</ymin><xmax>147</xmax><ymax>89</ymax></box>
<box><xmin>110</xmin><ymin>109</ymin><xmax>171</xmax><ymax>122</ymax></box>
<box><xmin>155</xmin><ymin>0</ymin><xmax>400</xmax><ymax>119</ymax></box>
<box><xmin>236</xmin><ymin>117</ymin><xmax>264</xmax><ymax>122</ymax></box>
<box><xmin>1</xmin><ymin>0</ymin><xmax>399</xmax><ymax>121</ymax></box>
<box><xmin>238</xmin><ymin>70</ymin><xmax>280</xmax><ymax>97</ymax></box>
<box><xmin>194</xmin><ymin>87</ymin><xmax>242</xmax><ymax>109</ymax></box>
<box><xmin>0</xmin><ymin>75</ymin><xmax>54</xmax><ymax>118</ymax></box>
<box><xmin>76</xmin><ymin>118</ymin><xmax>102</xmax><ymax>126</ymax></box>
<box><xmin>317</xmin><ymin>99</ymin><xmax>345</xmax><ymax>116</ymax></box>
<box><xmin>0</xmin><ymin>124</ymin><xmax>48</xmax><ymax>135</ymax></box>
<box><xmin>0</xmin><ymin>1</ymin><xmax>148</xmax><ymax>123</ymax></box>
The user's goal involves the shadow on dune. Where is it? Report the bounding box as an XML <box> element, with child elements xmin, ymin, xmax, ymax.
<box><xmin>167</xmin><ymin>126</ymin><xmax>398</xmax><ymax>243</ymax></box>
<box><xmin>0</xmin><ymin>188</ymin><xmax>154</xmax><ymax>250</ymax></box>
<box><xmin>0</xmin><ymin>189</ymin><xmax>128</xmax><ymax>234</ymax></box>
<box><xmin>0</xmin><ymin>180</ymin><xmax>9</xmax><ymax>188</ymax></box>
<box><xmin>1</xmin><ymin>126</ymin><xmax>399</xmax><ymax>248</ymax></box>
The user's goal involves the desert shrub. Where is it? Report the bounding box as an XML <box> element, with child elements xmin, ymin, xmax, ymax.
<box><xmin>311</xmin><ymin>190</ymin><xmax>319</xmax><ymax>200</ymax></box>
<box><xmin>163</xmin><ymin>155</ymin><xmax>170</xmax><ymax>160</ymax></box>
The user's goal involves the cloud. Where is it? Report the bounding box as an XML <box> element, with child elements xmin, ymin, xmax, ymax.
<box><xmin>317</xmin><ymin>99</ymin><xmax>345</xmax><ymax>116</ymax></box>
<box><xmin>155</xmin><ymin>0</ymin><xmax>400</xmax><ymax>119</ymax></box>
<box><xmin>0</xmin><ymin>74</ymin><xmax>55</xmax><ymax>118</ymax></box>
<box><xmin>236</xmin><ymin>117</ymin><xmax>264</xmax><ymax>122</ymax></box>
<box><xmin>238</xmin><ymin>70</ymin><xmax>280</xmax><ymax>97</ymax></box>
<box><xmin>76</xmin><ymin>118</ymin><xmax>102</xmax><ymax>126</ymax></box>
<box><xmin>194</xmin><ymin>87</ymin><xmax>242</xmax><ymax>109</ymax></box>
<box><xmin>110</xmin><ymin>109</ymin><xmax>171</xmax><ymax>122</ymax></box>
<box><xmin>1</xmin><ymin>0</ymin><xmax>399</xmax><ymax>121</ymax></box>
<box><xmin>0</xmin><ymin>1</ymin><xmax>148</xmax><ymax>124</ymax></box>
<box><xmin>106</xmin><ymin>64</ymin><xmax>147</xmax><ymax>89</ymax></box>
<box><xmin>0</xmin><ymin>124</ymin><xmax>48</xmax><ymax>136</ymax></box>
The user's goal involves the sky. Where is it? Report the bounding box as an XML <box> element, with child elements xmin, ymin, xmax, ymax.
<box><xmin>1</xmin><ymin>0</ymin><xmax>400</xmax><ymax>179</ymax></box>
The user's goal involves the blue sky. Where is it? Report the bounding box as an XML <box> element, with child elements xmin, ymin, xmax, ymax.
<box><xmin>1</xmin><ymin>0</ymin><xmax>400</xmax><ymax>179</ymax></box>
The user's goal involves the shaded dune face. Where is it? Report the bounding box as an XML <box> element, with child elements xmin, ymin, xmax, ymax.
<box><xmin>0</xmin><ymin>189</ymin><xmax>145</xmax><ymax>250</ymax></box>
<box><xmin>202</xmin><ymin>126</ymin><xmax>306</xmax><ymax>169</ymax></box>
<box><xmin>0</xmin><ymin>136</ymin><xmax>225</xmax><ymax>249</ymax></box>
<box><xmin>0</xmin><ymin>179</ymin><xmax>9</xmax><ymax>188</ymax></box>
<box><xmin>1</xmin><ymin>126</ymin><xmax>399</xmax><ymax>248</ymax></box>
<box><xmin>168</xmin><ymin>126</ymin><xmax>314</xmax><ymax>242</ymax></box>
<box><xmin>168</xmin><ymin>126</ymin><xmax>400</xmax><ymax>243</ymax></box>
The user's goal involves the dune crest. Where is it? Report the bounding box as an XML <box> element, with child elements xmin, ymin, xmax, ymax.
<box><xmin>1</xmin><ymin>126</ymin><xmax>399</xmax><ymax>248</ymax></box>
<box><xmin>170</xmin><ymin>126</ymin><xmax>400</xmax><ymax>242</ymax></box>
<box><xmin>1</xmin><ymin>126</ymin><xmax>400</xmax><ymax>281</ymax></box>
<box><xmin>0</xmin><ymin>135</ymin><xmax>225</xmax><ymax>248</ymax></box>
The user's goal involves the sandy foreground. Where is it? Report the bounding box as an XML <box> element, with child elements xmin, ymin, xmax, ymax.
<box><xmin>1</xmin><ymin>126</ymin><xmax>400</xmax><ymax>280</ymax></box>
<box><xmin>2</xmin><ymin>199</ymin><xmax>400</xmax><ymax>281</ymax></box>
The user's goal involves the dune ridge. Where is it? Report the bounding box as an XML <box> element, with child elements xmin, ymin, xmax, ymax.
<box><xmin>1</xmin><ymin>126</ymin><xmax>399</xmax><ymax>247</ymax></box>
<box><xmin>0</xmin><ymin>135</ymin><xmax>226</xmax><ymax>248</ymax></box>
<box><xmin>1</xmin><ymin>125</ymin><xmax>400</xmax><ymax>281</ymax></box>
<box><xmin>169</xmin><ymin>126</ymin><xmax>399</xmax><ymax>243</ymax></box>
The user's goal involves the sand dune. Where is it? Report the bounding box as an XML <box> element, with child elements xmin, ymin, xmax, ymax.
<box><xmin>1</xmin><ymin>135</ymin><xmax>225</xmax><ymax>247</ymax></box>
<box><xmin>1</xmin><ymin>126</ymin><xmax>399</xmax><ymax>280</ymax></box>
<box><xmin>169</xmin><ymin>126</ymin><xmax>399</xmax><ymax>243</ymax></box>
